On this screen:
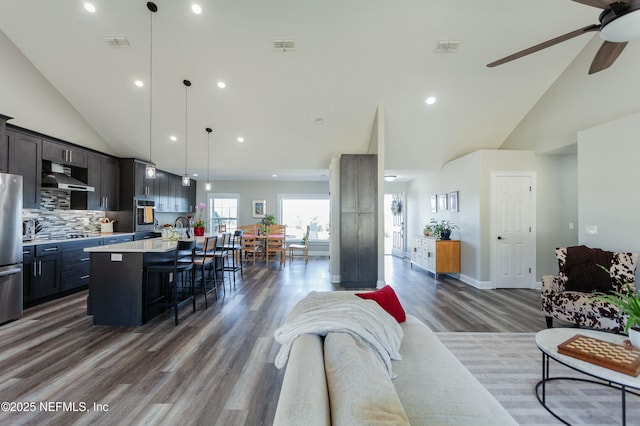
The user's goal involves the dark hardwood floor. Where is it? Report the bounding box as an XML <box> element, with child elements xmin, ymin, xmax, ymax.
<box><xmin>0</xmin><ymin>255</ymin><xmax>558</xmax><ymax>425</ymax></box>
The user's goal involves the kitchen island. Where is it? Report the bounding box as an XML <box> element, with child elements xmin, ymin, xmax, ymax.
<box><xmin>85</xmin><ymin>238</ymin><xmax>179</xmax><ymax>326</ymax></box>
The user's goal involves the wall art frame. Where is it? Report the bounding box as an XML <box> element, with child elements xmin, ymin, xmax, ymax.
<box><xmin>252</xmin><ymin>199</ymin><xmax>266</xmax><ymax>218</ymax></box>
<box><xmin>449</xmin><ymin>191</ymin><xmax>459</xmax><ymax>212</ymax></box>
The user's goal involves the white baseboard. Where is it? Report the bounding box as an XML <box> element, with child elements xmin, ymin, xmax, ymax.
<box><xmin>458</xmin><ymin>274</ymin><xmax>494</xmax><ymax>289</ymax></box>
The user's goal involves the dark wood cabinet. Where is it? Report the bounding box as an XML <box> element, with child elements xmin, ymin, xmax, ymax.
<box><xmin>154</xmin><ymin>170</ymin><xmax>169</xmax><ymax>212</ymax></box>
<box><xmin>30</xmin><ymin>243</ymin><xmax>62</xmax><ymax>299</ymax></box>
<box><xmin>0</xmin><ymin>114</ymin><xmax>10</xmax><ymax>173</ymax></box>
<box><xmin>134</xmin><ymin>160</ymin><xmax>154</xmax><ymax>198</ymax></box>
<box><xmin>60</xmin><ymin>240</ymin><xmax>95</xmax><ymax>291</ymax></box>
<box><xmin>42</xmin><ymin>139</ymin><xmax>88</xmax><ymax>168</ymax></box>
<box><xmin>86</xmin><ymin>153</ymin><xmax>119</xmax><ymax>210</ymax></box>
<box><xmin>8</xmin><ymin>130</ymin><xmax>42</xmax><ymax>208</ymax></box>
<box><xmin>340</xmin><ymin>154</ymin><xmax>377</xmax><ymax>288</ymax></box>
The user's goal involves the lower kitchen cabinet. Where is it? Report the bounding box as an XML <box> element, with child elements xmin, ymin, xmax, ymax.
<box><xmin>23</xmin><ymin>244</ymin><xmax>61</xmax><ymax>303</ymax></box>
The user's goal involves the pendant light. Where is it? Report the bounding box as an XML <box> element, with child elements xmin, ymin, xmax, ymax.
<box><xmin>182</xmin><ymin>79</ymin><xmax>191</xmax><ymax>186</ymax></box>
<box><xmin>205</xmin><ymin>127</ymin><xmax>212</xmax><ymax>191</ymax></box>
<box><xmin>145</xmin><ymin>1</ymin><xmax>157</xmax><ymax>179</ymax></box>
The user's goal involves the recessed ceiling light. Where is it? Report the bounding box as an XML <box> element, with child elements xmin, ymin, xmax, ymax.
<box><xmin>192</xmin><ymin>173</ymin><xmax>199</xmax><ymax>177</ymax></box>
<box><xmin>192</xmin><ymin>4</ymin><xmax>202</xmax><ymax>14</ymax></box>
<box><xmin>217</xmin><ymin>81</ymin><xmax>226</xmax><ymax>89</ymax></box>
<box><xmin>426</xmin><ymin>96</ymin><xmax>436</xmax><ymax>105</ymax></box>
<box><xmin>272</xmin><ymin>174</ymin><xmax>278</xmax><ymax>178</ymax></box>
<box><xmin>237</xmin><ymin>136</ymin><xmax>245</xmax><ymax>143</ymax></box>
<box><xmin>84</xmin><ymin>2</ymin><xmax>96</xmax><ymax>13</ymax></box>
<box><xmin>384</xmin><ymin>175</ymin><xmax>397</xmax><ymax>182</ymax></box>
<box><xmin>170</xmin><ymin>135</ymin><xmax>177</xmax><ymax>142</ymax></box>
<box><xmin>134</xmin><ymin>80</ymin><xmax>144</xmax><ymax>87</ymax></box>
<box><xmin>314</xmin><ymin>117</ymin><xmax>325</xmax><ymax>125</ymax></box>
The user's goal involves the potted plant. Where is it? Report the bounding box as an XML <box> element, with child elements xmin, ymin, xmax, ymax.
<box><xmin>429</xmin><ymin>219</ymin><xmax>458</xmax><ymax>240</ymax></box>
<box><xmin>193</xmin><ymin>202</ymin><xmax>206</xmax><ymax>236</ymax></box>
<box><xmin>423</xmin><ymin>225</ymin><xmax>433</xmax><ymax>237</ymax></box>
<box><xmin>594</xmin><ymin>284</ymin><xmax>640</xmax><ymax>347</ymax></box>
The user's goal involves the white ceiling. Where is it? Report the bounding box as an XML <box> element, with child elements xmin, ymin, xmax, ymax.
<box><xmin>0</xmin><ymin>0</ymin><xmax>607</xmax><ymax>181</ymax></box>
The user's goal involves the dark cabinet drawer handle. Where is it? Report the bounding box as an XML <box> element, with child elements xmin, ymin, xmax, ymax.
<box><xmin>44</xmin><ymin>247</ymin><xmax>58</xmax><ymax>252</ymax></box>
<box><xmin>81</xmin><ymin>257</ymin><xmax>90</xmax><ymax>262</ymax></box>
<box><xmin>80</xmin><ymin>275</ymin><xmax>90</xmax><ymax>280</ymax></box>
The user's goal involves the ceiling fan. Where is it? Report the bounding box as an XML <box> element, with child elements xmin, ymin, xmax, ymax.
<box><xmin>487</xmin><ymin>0</ymin><xmax>640</xmax><ymax>74</ymax></box>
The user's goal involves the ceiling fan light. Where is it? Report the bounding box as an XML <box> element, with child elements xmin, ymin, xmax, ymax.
<box><xmin>600</xmin><ymin>10</ymin><xmax>640</xmax><ymax>42</ymax></box>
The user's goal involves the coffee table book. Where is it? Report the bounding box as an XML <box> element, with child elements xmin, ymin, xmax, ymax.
<box><xmin>557</xmin><ymin>334</ymin><xmax>640</xmax><ymax>377</ymax></box>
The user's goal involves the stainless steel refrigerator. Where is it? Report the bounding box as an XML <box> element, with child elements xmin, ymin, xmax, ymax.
<box><xmin>0</xmin><ymin>173</ymin><xmax>23</xmax><ymax>323</ymax></box>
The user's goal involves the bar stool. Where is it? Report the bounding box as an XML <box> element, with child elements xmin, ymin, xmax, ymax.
<box><xmin>224</xmin><ymin>230</ymin><xmax>243</xmax><ymax>284</ymax></box>
<box><xmin>145</xmin><ymin>239</ymin><xmax>196</xmax><ymax>325</ymax></box>
<box><xmin>191</xmin><ymin>235</ymin><xmax>218</xmax><ymax>307</ymax></box>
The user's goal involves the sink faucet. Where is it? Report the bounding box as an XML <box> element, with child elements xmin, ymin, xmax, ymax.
<box><xmin>174</xmin><ymin>216</ymin><xmax>191</xmax><ymax>238</ymax></box>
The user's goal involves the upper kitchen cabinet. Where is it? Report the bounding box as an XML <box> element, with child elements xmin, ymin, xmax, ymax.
<box><xmin>86</xmin><ymin>153</ymin><xmax>120</xmax><ymax>211</ymax></box>
<box><xmin>7</xmin><ymin>129</ymin><xmax>42</xmax><ymax>208</ymax></box>
<box><xmin>134</xmin><ymin>160</ymin><xmax>154</xmax><ymax>199</ymax></box>
<box><xmin>0</xmin><ymin>114</ymin><xmax>11</xmax><ymax>173</ymax></box>
<box><xmin>42</xmin><ymin>139</ymin><xmax>88</xmax><ymax>168</ymax></box>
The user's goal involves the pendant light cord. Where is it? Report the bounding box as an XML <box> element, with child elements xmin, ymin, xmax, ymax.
<box><xmin>149</xmin><ymin>9</ymin><xmax>153</xmax><ymax>164</ymax></box>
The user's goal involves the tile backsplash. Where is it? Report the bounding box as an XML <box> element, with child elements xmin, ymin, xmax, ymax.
<box><xmin>22</xmin><ymin>189</ymin><xmax>106</xmax><ymax>240</ymax></box>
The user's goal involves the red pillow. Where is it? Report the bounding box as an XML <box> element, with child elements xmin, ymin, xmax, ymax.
<box><xmin>356</xmin><ymin>285</ymin><xmax>406</xmax><ymax>323</ymax></box>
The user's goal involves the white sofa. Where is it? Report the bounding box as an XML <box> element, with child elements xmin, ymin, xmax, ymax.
<box><xmin>274</xmin><ymin>312</ymin><xmax>517</xmax><ymax>425</ymax></box>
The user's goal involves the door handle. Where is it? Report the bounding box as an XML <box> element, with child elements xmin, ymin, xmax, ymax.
<box><xmin>497</xmin><ymin>236</ymin><xmax>505</xmax><ymax>240</ymax></box>
<box><xmin>0</xmin><ymin>268</ymin><xmax>21</xmax><ymax>277</ymax></box>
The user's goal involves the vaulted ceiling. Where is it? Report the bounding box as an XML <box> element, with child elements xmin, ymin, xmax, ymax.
<box><xmin>0</xmin><ymin>1</ymin><xmax>615</xmax><ymax>181</ymax></box>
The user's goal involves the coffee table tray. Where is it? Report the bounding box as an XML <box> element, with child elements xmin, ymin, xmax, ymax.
<box><xmin>558</xmin><ymin>334</ymin><xmax>640</xmax><ymax>376</ymax></box>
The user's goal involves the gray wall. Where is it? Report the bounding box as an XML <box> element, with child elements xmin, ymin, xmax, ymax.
<box><xmin>0</xmin><ymin>31</ymin><xmax>115</xmax><ymax>155</ymax></box>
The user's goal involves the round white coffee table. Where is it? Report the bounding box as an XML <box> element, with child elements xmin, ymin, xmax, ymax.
<box><xmin>536</xmin><ymin>328</ymin><xmax>640</xmax><ymax>425</ymax></box>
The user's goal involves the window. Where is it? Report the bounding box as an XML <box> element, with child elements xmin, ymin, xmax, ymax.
<box><xmin>280</xmin><ymin>196</ymin><xmax>330</xmax><ymax>241</ymax></box>
<box><xmin>209</xmin><ymin>194</ymin><xmax>238</xmax><ymax>232</ymax></box>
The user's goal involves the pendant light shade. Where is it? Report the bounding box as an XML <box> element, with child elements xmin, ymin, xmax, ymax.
<box><xmin>182</xmin><ymin>79</ymin><xmax>191</xmax><ymax>187</ymax></box>
<box><xmin>205</xmin><ymin>127</ymin><xmax>212</xmax><ymax>191</ymax></box>
<box><xmin>145</xmin><ymin>1</ymin><xmax>157</xmax><ymax>179</ymax></box>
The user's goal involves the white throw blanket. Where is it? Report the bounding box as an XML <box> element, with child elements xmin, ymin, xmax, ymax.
<box><xmin>274</xmin><ymin>291</ymin><xmax>404</xmax><ymax>377</ymax></box>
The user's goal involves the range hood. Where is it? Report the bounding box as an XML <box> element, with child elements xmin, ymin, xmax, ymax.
<box><xmin>42</xmin><ymin>162</ymin><xmax>94</xmax><ymax>192</ymax></box>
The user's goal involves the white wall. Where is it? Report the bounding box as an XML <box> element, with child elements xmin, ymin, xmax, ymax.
<box><xmin>406</xmin><ymin>150</ymin><xmax>538</xmax><ymax>286</ymax></box>
<box><xmin>501</xmin><ymin>36</ymin><xmax>640</xmax><ymax>154</ymax></box>
<box><xmin>578</xmin><ymin>112</ymin><xmax>640</xmax><ymax>253</ymax></box>
<box><xmin>194</xmin><ymin>179</ymin><xmax>330</xmax><ymax>227</ymax></box>
<box><xmin>0</xmin><ymin>31</ymin><xmax>115</xmax><ymax>155</ymax></box>
<box><xmin>535</xmin><ymin>153</ymin><xmax>579</xmax><ymax>276</ymax></box>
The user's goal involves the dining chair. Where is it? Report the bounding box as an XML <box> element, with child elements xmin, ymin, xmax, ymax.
<box><xmin>266</xmin><ymin>224</ymin><xmax>286</xmax><ymax>266</ymax></box>
<box><xmin>288</xmin><ymin>225</ymin><xmax>310</xmax><ymax>264</ymax></box>
<box><xmin>145</xmin><ymin>239</ymin><xmax>196</xmax><ymax>325</ymax></box>
<box><xmin>239</xmin><ymin>224</ymin><xmax>261</xmax><ymax>266</ymax></box>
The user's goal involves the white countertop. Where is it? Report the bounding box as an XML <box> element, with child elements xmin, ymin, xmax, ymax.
<box><xmin>84</xmin><ymin>237</ymin><xmax>180</xmax><ymax>253</ymax></box>
<box><xmin>24</xmin><ymin>232</ymin><xmax>135</xmax><ymax>246</ymax></box>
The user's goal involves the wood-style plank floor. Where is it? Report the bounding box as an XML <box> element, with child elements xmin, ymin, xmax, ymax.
<box><xmin>0</xmin><ymin>255</ymin><xmax>558</xmax><ymax>425</ymax></box>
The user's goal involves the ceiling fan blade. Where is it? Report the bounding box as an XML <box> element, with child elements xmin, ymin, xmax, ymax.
<box><xmin>487</xmin><ymin>24</ymin><xmax>599</xmax><ymax>68</ymax></box>
<box><xmin>571</xmin><ymin>0</ymin><xmax>620</xmax><ymax>9</ymax></box>
<box><xmin>588</xmin><ymin>40</ymin><xmax>627</xmax><ymax>73</ymax></box>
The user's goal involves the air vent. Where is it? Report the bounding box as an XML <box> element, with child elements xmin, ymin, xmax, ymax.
<box><xmin>104</xmin><ymin>36</ymin><xmax>131</xmax><ymax>48</ymax></box>
<box><xmin>273</xmin><ymin>39</ymin><xmax>295</xmax><ymax>52</ymax></box>
<box><xmin>433</xmin><ymin>40</ymin><xmax>460</xmax><ymax>53</ymax></box>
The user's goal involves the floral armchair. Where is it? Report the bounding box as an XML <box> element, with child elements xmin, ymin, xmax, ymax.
<box><xmin>541</xmin><ymin>246</ymin><xmax>639</xmax><ymax>332</ymax></box>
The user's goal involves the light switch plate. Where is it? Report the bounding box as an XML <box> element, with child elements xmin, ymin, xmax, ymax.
<box><xmin>585</xmin><ymin>225</ymin><xmax>598</xmax><ymax>235</ymax></box>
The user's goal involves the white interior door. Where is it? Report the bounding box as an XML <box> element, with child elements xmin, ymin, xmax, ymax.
<box><xmin>391</xmin><ymin>193</ymin><xmax>405</xmax><ymax>258</ymax></box>
<box><xmin>492</xmin><ymin>174</ymin><xmax>535</xmax><ymax>288</ymax></box>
